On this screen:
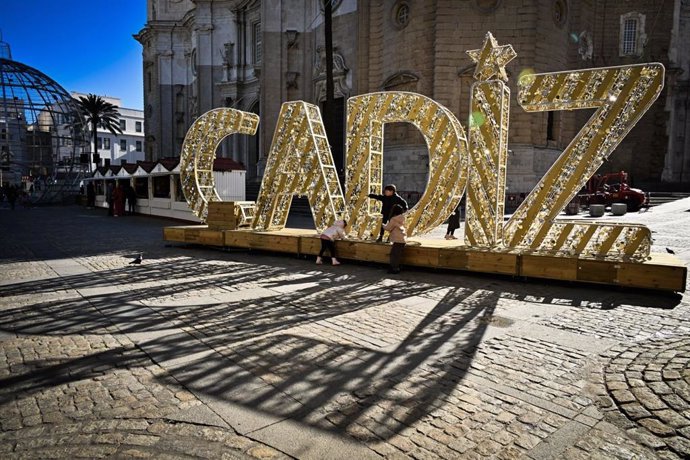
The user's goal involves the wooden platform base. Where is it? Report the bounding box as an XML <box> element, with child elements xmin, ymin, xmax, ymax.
<box><xmin>163</xmin><ymin>225</ymin><xmax>687</xmax><ymax>292</ymax></box>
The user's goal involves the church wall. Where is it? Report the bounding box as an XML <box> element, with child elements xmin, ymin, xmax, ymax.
<box><xmin>138</xmin><ymin>0</ymin><xmax>686</xmax><ymax>197</ymax></box>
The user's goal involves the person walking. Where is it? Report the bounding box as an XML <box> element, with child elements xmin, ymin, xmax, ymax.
<box><xmin>7</xmin><ymin>186</ymin><xmax>16</xmax><ymax>211</ymax></box>
<box><xmin>368</xmin><ymin>184</ymin><xmax>408</xmax><ymax>242</ymax></box>
<box><xmin>445</xmin><ymin>202</ymin><xmax>461</xmax><ymax>239</ymax></box>
<box><xmin>113</xmin><ymin>182</ymin><xmax>125</xmax><ymax>217</ymax></box>
<box><xmin>125</xmin><ymin>184</ymin><xmax>137</xmax><ymax>215</ymax></box>
<box><xmin>86</xmin><ymin>182</ymin><xmax>96</xmax><ymax>208</ymax></box>
<box><xmin>316</xmin><ymin>219</ymin><xmax>347</xmax><ymax>265</ymax></box>
<box><xmin>384</xmin><ymin>204</ymin><xmax>407</xmax><ymax>274</ymax></box>
<box><xmin>105</xmin><ymin>182</ymin><xmax>114</xmax><ymax>216</ymax></box>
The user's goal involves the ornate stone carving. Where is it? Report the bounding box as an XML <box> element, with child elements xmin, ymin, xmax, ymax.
<box><xmin>285</xmin><ymin>71</ymin><xmax>300</xmax><ymax>89</ymax></box>
<box><xmin>381</xmin><ymin>71</ymin><xmax>419</xmax><ymax>90</ymax></box>
<box><xmin>189</xmin><ymin>96</ymin><xmax>198</xmax><ymax>119</ymax></box>
<box><xmin>313</xmin><ymin>46</ymin><xmax>350</xmax><ymax>101</ymax></box>
<box><xmin>285</xmin><ymin>30</ymin><xmax>299</xmax><ymax>48</ymax></box>
<box><xmin>577</xmin><ymin>30</ymin><xmax>593</xmax><ymax>61</ymax></box>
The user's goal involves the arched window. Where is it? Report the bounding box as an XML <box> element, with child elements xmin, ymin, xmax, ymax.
<box><xmin>392</xmin><ymin>2</ymin><xmax>411</xmax><ymax>29</ymax></box>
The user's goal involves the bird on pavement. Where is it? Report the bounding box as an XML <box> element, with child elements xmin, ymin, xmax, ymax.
<box><xmin>129</xmin><ymin>253</ymin><xmax>143</xmax><ymax>264</ymax></box>
<box><xmin>666</xmin><ymin>248</ymin><xmax>675</xmax><ymax>255</ymax></box>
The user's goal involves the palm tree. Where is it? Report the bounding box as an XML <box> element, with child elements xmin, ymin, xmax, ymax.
<box><xmin>75</xmin><ymin>94</ymin><xmax>123</xmax><ymax>172</ymax></box>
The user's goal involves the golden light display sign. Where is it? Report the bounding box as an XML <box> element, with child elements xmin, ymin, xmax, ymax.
<box><xmin>180</xmin><ymin>32</ymin><xmax>664</xmax><ymax>263</ymax></box>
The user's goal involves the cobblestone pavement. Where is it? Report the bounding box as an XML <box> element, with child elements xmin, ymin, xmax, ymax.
<box><xmin>1</xmin><ymin>199</ymin><xmax>689</xmax><ymax>459</ymax></box>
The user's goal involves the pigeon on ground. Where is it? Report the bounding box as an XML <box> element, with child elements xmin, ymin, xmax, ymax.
<box><xmin>666</xmin><ymin>248</ymin><xmax>675</xmax><ymax>255</ymax></box>
<box><xmin>129</xmin><ymin>253</ymin><xmax>143</xmax><ymax>264</ymax></box>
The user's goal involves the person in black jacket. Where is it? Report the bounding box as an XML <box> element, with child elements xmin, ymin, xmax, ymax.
<box><xmin>445</xmin><ymin>202</ymin><xmax>462</xmax><ymax>239</ymax></box>
<box><xmin>368</xmin><ymin>184</ymin><xmax>408</xmax><ymax>242</ymax></box>
<box><xmin>125</xmin><ymin>184</ymin><xmax>137</xmax><ymax>215</ymax></box>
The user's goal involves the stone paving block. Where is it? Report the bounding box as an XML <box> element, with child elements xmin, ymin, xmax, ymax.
<box><xmin>2</xmin><ymin>205</ymin><xmax>690</xmax><ymax>458</ymax></box>
<box><xmin>638</xmin><ymin>418</ymin><xmax>677</xmax><ymax>437</ymax></box>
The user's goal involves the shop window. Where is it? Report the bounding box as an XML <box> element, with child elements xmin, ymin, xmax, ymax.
<box><xmin>153</xmin><ymin>176</ymin><xmax>170</xmax><ymax>198</ymax></box>
<box><xmin>174</xmin><ymin>175</ymin><xmax>187</xmax><ymax>202</ymax></box>
<box><xmin>134</xmin><ymin>177</ymin><xmax>149</xmax><ymax>198</ymax></box>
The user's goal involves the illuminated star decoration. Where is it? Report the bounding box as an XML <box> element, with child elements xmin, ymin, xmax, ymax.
<box><xmin>466</xmin><ymin>32</ymin><xmax>517</xmax><ymax>82</ymax></box>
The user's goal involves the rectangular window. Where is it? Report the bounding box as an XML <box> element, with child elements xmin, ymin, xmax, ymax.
<box><xmin>253</xmin><ymin>22</ymin><xmax>262</xmax><ymax>64</ymax></box>
<box><xmin>547</xmin><ymin>111</ymin><xmax>555</xmax><ymax>141</ymax></box>
<box><xmin>120</xmin><ymin>139</ymin><xmax>127</xmax><ymax>151</ymax></box>
<box><xmin>97</xmin><ymin>137</ymin><xmax>103</xmax><ymax>149</ymax></box>
<box><xmin>174</xmin><ymin>175</ymin><xmax>187</xmax><ymax>202</ymax></box>
<box><xmin>135</xmin><ymin>121</ymin><xmax>142</xmax><ymax>132</ymax></box>
<box><xmin>153</xmin><ymin>175</ymin><xmax>170</xmax><ymax>198</ymax></box>
<box><xmin>120</xmin><ymin>119</ymin><xmax>126</xmax><ymax>131</ymax></box>
<box><xmin>103</xmin><ymin>138</ymin><xmax>111</xmax><ymax>149</ymax></box>
<box><xmin>622</xmin><ymin>19</ymin><xmax>638</xmax><ymax>55</ymax></box>
<box><xmin>134</xmin><ymin>177</ymin><xmax>148</xmax><ymax>199</ymax></box>
<box><xmin>136</xmin><ymin>141</ymin><xmax>142</xmax><ymax>152</ymax></box>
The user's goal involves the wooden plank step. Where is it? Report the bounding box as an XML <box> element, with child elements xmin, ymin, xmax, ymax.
<box><xmin>161</xmin><ymin>226</ymin><xmax>687</xmax><ymax>292</ymax></box>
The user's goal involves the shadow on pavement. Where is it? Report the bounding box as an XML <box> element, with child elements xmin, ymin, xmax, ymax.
<box><xmin>0</xmin><ymin>205</ymin><xmax>684</xmax><ymax>442</ymax></box>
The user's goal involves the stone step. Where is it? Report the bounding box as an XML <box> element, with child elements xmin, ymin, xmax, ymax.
<box><xmin>648</xmin><ymin>192</ymin><xmax>690</xmax><ymax>207</ymax></box>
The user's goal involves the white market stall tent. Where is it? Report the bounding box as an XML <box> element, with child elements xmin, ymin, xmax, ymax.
<box><xmin>86</xmin><ymin>158</ymin><xmax>246</xmax><ymax>222</ymax></box>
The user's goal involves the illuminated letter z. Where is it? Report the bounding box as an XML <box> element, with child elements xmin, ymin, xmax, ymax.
<box><xmin>505</xmin><ymin>64</ymin><xmax>665</xmax><ymax>261</ymax></box>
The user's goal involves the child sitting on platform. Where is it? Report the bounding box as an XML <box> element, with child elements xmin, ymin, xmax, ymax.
<box><xmin>316</xmin><ymin>219</ymin><xmax>348</xmax><ymax>265</ymax></box>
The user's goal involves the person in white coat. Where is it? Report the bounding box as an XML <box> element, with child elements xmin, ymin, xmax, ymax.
<box><xmin>316</xmin><ymin>220</ymin><xmax>347</xmax><ymax>265</ymax></box>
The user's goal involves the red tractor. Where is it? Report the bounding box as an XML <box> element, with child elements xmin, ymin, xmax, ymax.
<box><xmin>578</xmin><ymin>171</ymin><xmax>648</xmax><ymax>212</ymax></box>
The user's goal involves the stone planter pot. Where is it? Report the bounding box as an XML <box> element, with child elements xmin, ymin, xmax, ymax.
<box><xmin>611</xmin><ymin>202</ymin><xmax>627</xmax><ymax>216</ymax></box>
<box><xmin>589</xmin><ymin>204</ymin><xmax>605</xmax><ymax>217</ymax></box>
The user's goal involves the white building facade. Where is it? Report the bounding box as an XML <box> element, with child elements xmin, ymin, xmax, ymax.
<box><xmin>72</xmin><ymin>92</ymin><xmax>146</xmax><ymax>167</ymax></box>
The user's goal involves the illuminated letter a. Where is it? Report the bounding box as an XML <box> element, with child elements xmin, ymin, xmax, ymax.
<box><xmin>252</xmin><ymin>101</ymin><xmax>347</xmax><ymax>232</ymax></box>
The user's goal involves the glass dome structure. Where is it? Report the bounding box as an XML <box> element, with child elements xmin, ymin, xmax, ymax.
<box><xmin>1</xmin><ymin>49</ymin><xmax>89</xmax><ymax>203</ymax></box>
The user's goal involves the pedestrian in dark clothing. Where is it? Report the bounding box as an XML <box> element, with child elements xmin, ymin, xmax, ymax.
<box><xmin>7</xmin><ymin>186</ymin><xmax>17</xmax><ymax>211</ymax></box>
<box><xmin>113</xmin><ymin>183</ymin><xmax>125</xmax><ymax>217</ymax></box>
<box><xmin>86</xmin><ymin>182</ymin><xmax>96</xmax><ymax>208</ymax></box>
<box><xmin>445</xmin><ymin>202</ymin><xmax>461</xmax><ymax>240</ymax></box>
<box><xmin>368</xmin><ymin>184</ymin><xmax>408</xmax><ymax>242</ymax></box>
<box><xmin>125</xmin><ymin>184</ymin><xmax>137</xmax><ymax>215</ymax></box>
<box><xmin>106</xmin><ymin>182</ymin><xmax>114</xmax><ymax>216</ymax></box>
<box><xmin>384</xmin><ymin>204</ymin><xmax>407</xmax><ymax>274</ymax></box>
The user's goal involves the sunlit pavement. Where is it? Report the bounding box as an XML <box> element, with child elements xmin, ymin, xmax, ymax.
<box><xmin>1</xmin><ymin>200</ymin><xmax>689</xmax><ymax>459</ymax></box>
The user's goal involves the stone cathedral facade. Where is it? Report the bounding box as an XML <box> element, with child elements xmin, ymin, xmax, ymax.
<box><xmin>136</xmin><ymin>0</ymin><xmax>690</xmax><ymax>194</ymax></box>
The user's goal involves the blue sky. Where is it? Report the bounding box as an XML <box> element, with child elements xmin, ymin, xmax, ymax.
<box><xmin>1</xmin><ymin>0</ymin><xmax>146</xmax><ymax>109</ymax></box>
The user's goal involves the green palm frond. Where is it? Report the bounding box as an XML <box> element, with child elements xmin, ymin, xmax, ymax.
<box><xmin>76</xmin><ymin>93</ymin><xmax>124</xmax><ymax>136</ymax></box>
<box><xmin>74</xmin><ymin>93</ymin><xmax>125</xmax><ymax>171</ymax></box>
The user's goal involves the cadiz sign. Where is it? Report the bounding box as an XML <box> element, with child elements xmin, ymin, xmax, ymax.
<box><xmin>179</xmin><ymin>32</ymin><xmax>664</xmax><ymax>263</ymax></box>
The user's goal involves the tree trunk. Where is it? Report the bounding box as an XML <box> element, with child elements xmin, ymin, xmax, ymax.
<box><xmin>92</xmin><ymin>121</ymin><xmax>98</xmax><ymax>173</ymax></box>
